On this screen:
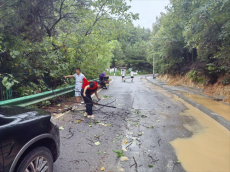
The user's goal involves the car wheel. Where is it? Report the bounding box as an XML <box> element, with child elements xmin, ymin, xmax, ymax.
<box><xmin>17</xmin><ymin>147</ymin><xmax>53</xmax><ymax>172</ymax></box>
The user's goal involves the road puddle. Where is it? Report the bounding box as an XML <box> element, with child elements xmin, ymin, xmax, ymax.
<box><xmin>170</xmin><ymin>97</ymin><xmax>230</xmax><ymax>172</ymax></box>
<box><xmin>177</xmin><ymin>91</ymin><xmax>230</xmax><ymax>121</ymax></box>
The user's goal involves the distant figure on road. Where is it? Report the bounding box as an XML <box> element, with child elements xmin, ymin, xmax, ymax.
<box><xmin>81</xmin><ymin>78</ymin><xmax>102</xmax><ymax>118</ymax></box>
<box><xmin>130</xmin><ymin>71</ymin><xmax>134</xmax><ymax>82</ymax></box>
<box><xmin>64</xmin><ymin>68</ymin><xmax>85</xmax><ymax>106</ymax></box>
<box><xmin>122</xmin><ymin>71</ymin><xmax>125</xmax><ymax>82</ymax></box>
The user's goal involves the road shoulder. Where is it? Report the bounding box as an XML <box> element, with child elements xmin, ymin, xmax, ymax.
<box><xmin>145</xmin><ymin>76</ymin><xmax>230</xmax><ymax>131</ymax></box>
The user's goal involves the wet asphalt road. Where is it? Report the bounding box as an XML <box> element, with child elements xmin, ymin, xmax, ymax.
<box><xmin>53</xmin><ymin>76</ymin><xmax>194</xmax><ymax>172</ymax></box>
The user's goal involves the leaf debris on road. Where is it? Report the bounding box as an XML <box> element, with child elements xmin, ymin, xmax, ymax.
<box><xmin>113</xmin><ymin>150</ymin><xmax>125</xmax><ymax>157</ymax></box>
<box><xmin>94</xmin><ymin>141</ymin><xmax>100</xmax><ymax>146</ymax></box>
<box><xmin>59</xmin><ymin>126</ymin><xmax>64</xmax><ymax>130</ymax></box>
<box><xmin>74</xmin><ymin>120</ymin><xmax>81</xmax><ymax>123</ymax></box>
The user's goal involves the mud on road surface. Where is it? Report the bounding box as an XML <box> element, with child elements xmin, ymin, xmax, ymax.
<box><xmin>53</xmin><ymin>76</ymin><xmax>230</xmax><ymax>172</ymax></box>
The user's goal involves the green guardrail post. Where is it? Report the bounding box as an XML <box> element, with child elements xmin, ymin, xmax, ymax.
<box><xmin>6</xmin><ymin>87</ymin><xmax>12</xmax><ymax>100</ymax></box>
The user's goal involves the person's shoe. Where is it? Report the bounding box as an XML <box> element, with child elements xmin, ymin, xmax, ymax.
<box><xmin>87</xmin><ymin>115</ymin><xmax>95</xmax><ymax>118</ymax></box>
<box><xmin>84</xmin><ymin>112</ymin><xmax>88</xmax><ymax>117</ymax></box>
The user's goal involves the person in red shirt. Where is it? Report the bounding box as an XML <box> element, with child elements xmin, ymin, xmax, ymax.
<box><xmin>81</xmin><ymin>78</ymin><xmax>102</xmax><ymax>118</ymax></box>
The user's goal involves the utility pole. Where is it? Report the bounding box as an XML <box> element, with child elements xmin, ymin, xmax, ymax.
<box><xmin>146</xmin><ymin>42</ymin><xmax>155</xmax><ymax>79</ymax></box>
<box><xmin>153</xmin><ymin>55</ymin><xmax>155</xmax><ymax>79</ymax></box>
<box><xmin>147</xmin><ymin>38</ymin><xmax>172</xmax><ymax>79</ymax></box>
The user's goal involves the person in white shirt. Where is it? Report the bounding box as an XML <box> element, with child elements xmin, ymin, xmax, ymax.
<box><xmin>130</xmin><ymin>71</ymin><xmax>134</xmax><ymax>82</ymax></box>
<box><xmin>64</xmin><ymin>68</ymin><xmax>85</xmax><ymax>106</ymax></box>
<box><xmin>122</xmin><ymin>71</ymin><xmax>125</xmax><ymax>82</ymax></box>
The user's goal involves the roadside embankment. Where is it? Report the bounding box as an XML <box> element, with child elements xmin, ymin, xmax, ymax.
<box><xmin>157</xmin><ymin>74</ymin><xmax>230</xmax><ymax>104</ymax></box>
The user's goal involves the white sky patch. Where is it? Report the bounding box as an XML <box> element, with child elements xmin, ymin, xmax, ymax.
<box><xmin>126</xmin><ymin>0</ymin><xmax>170</xmax><ymax>29</ymax></box>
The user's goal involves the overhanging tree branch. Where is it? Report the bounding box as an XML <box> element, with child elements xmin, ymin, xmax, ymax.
<box><xmin>85</xmin><ymin>0</ymin><xmax>109</xmax><ymax>36</ymax></box>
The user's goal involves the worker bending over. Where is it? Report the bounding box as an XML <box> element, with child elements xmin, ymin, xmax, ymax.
<box><xmin>81</xmin><ymin>78</ymin><xmax>102</xmax><ymax>118</ymax></box>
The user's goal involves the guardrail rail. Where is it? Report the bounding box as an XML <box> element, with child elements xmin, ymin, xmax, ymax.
<box><xmin>0</xmin><ymin>79</ymin><xmax>98</xmax><ymax>107</ymax></box>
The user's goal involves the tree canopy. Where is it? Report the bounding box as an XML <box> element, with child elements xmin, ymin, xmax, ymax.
<box><xmin>147</xmin><ymin>0</ymin><xmax>230</xmax><ymax>84</ymax></box>
<box><xmin>0</xmin><ymin>0</ymin><xmax>140</xmax><ymax>100</ymax></box>
<box><xmin>111</xmin><ymin>23</ymin><xmax>152</xmax><ymax>71</ymax></box>
<box><xmin>2</xmin><ymin>0</ymin><xmax>229</xmax><ymax>101</ymax></box>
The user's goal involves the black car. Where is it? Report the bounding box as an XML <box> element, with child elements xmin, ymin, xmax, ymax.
<box><xmin>0</xmin><ymin>106</ymin><xmax>60</xmax><ymax>172</ymax></box>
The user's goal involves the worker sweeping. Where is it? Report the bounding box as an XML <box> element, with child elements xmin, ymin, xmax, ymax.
<box><xmin>81</xmin><ymin>78</ymin><xmax>102</xmax><ymax>118</ymax></box>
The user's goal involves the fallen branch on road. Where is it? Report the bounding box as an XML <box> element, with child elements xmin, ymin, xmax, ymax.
<box><xmin>126</xmin><ymin>142</ymin><xmax>133</xmax><ymax>149</ymax></box>
<box><xmin>88</xmin><ymin>143</ymin><xmax>93</xmax><ymax>147</ymax></box>
<box><xmin>130</xmin><ymin>164</ymin><xmax>135</xmax><ymax>168</ymax></box>
<box><xmin>148</xmin><ymin>155</ymin><xmax>159</xmax><ymax>163</ymax></box>
<box><xmin>86</xmin><ymin>138</ymin><xmax>95</xmax><ymax>143</ymax></box>
<box><xmin>63</xmin><ymin>127</ymin><xmax>74</xmax><ymax>139</ymax></box>
<box><xmin>69</xmin><ymin>160</ymin><xmax>79</xmax><ymax>164</ymax></box>
<box><xmin>158</xmin><ymin>139</ymin><xmax>161</xmax><ymax>147</ymax></box>
<box><xmin>133</xmin><ymin>156</ymin><xmax>138</xmax><ymax>172</ymax></box>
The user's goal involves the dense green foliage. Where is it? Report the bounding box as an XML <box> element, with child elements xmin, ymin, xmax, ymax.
<box><xmin>147</xmin><ymin>0</ymin><xmax>230</xmax><ymax>85</ymax></box>
<box><xmin>0</xmin><ymin>0</ymin><xmax>140</xmax><ymax>100</ymax></box>
<box><xmin>3</xmin><ymin>0</ymin><xmax>228</xmax><ymax>101</ymax></box>
<box><xmin>111</xmin><ymin>23</ymin><xmax>152</xmax><ymax>72</ymax></box>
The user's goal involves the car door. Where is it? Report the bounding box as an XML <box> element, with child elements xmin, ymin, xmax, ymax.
<box><xmin>0</xmin><ymin>112</ymin><xmax>4</xmax><ymax>172</ymax></box>
<box><xmin>0</xmin><ymin>111</ymin><xmax>17</xmax><ymax>172</ymax></box>
<box><xmin>0</xmin><ymin>144</ymin><xmax>4</xmax><ymax>172</ymax></box>
<box><xmin>0</xmin><ymin>113</ymin><xmax>5</xmax><ymax>172</ymax></box>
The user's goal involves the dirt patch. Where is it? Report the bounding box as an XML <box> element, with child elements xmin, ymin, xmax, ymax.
<box><xmin>41</xmin><ymin>97</ymin><xmax>77</xmax><ymax>114</ymax></box>
<box><xmin>158</xmin><ymin>74</ymin><xmax>230</xmax><ymax>104</ymax></box>
<box><xmin>158</xmin><ymin>74</ymin><xmax>203</xmax><ymax>88</ymax></box>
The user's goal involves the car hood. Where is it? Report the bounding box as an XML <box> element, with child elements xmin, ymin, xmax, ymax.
<box><xmin>0</xmin><ymin>106</ymin><xmax>51</xmax><ymax>126</ymax></box>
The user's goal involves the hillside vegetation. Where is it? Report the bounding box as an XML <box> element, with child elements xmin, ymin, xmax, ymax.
<box><xmin>1</xmin><ymin>0</ymin><xmax>230</xmax><ymax>101</ymax></box>
<box><xmin>0</xmin><ymin>0</ymin><xmax>149</xmax><ymax>100</ymax></box>
<box><xmin>147</xmin><ymin>0</ymin><xmax>230</xmax><ymax>86</ymax></box>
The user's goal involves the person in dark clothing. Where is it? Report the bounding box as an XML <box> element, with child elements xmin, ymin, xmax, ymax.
<box><xmin>99</xmin><ymin>72</ymin><xmax>105</xmax><ymax>81</ymax></box>
<box><xmin>81</xmin><ymin>78</ymin><xmax>102</xmax><ymax>118</ymax></box>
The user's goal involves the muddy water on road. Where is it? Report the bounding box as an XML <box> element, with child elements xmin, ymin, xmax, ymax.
<box><xmin>177</xmin><ymin>91</ymin><xmax>230</xmax><ymax>121</ymax></box>
<box><xmin>170</xmin><ymin>97</ymin><xmax>230</xmax><ymax>172</ymax></box>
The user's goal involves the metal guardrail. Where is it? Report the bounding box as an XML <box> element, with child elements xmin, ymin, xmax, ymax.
<box><xmin>0</xmin><ymin>79</ymin><xmax>98</xmax><ymax>107</ymax></box>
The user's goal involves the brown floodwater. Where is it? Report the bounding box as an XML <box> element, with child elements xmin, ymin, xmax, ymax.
<box><xmin>177</xmin><ymin>91</ymin><xmax>230</xmax><ymax>121</ymax></box>
<box><xmin>170</xmin><ymin>97</ymin><xmax>230</xmax><ymax>172</ymax></box>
